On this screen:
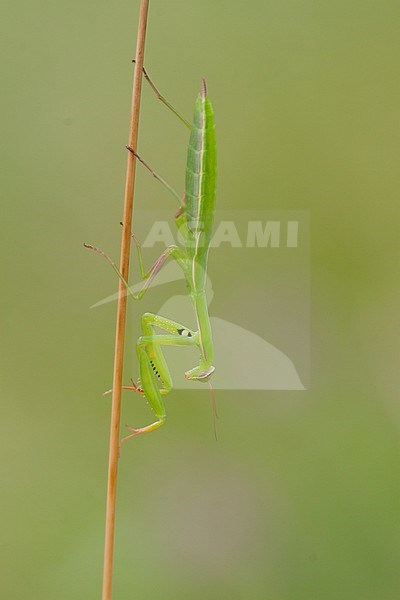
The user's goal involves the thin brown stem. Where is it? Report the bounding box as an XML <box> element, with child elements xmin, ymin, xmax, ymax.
<box><xmin>101</xmin><ymin>2</ymin><xmax>150</xmax><ymax>599</ymax></box>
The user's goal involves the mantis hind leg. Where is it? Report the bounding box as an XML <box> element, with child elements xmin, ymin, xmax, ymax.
<box><xmin>132</xmin><ymin>60</ymin><xmax>191</xmax><ymax>129</ymax></box>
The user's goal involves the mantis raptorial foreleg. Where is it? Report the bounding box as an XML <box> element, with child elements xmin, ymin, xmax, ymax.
<box><xmin>140</xmin><ymin>312</ymin><xmax>197</xmax><ymax>389</ymax></box>
<box><xmin>121</xmin><ymin>347</ymin><xmax>166</xmax><ymax>442</ymax></box>
<box><xmin>121</xmin><ymin>312</ymin><xmax>197</xmax><ymax>443</ymax></box>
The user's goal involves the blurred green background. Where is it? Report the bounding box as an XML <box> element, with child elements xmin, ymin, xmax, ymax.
<box><xmin>1</xmin><ymin>1</ymin><xmax>399</xmax><ymax>598</ymax></box>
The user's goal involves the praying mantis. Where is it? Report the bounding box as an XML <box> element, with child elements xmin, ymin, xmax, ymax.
<box><xmin>85</xmin><ymin>69</ymin><xmax>217</xmax><ymax>443</ymax></box>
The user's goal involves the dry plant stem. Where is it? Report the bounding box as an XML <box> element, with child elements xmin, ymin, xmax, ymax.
<box><xmin>102</xmin><ymin>1</ymin><xmax>150</xmax><ymax>599</ymax></box>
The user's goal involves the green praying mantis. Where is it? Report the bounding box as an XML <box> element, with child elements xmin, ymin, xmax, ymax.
<box><xmin>85</xmin><ymin>69</ymin><xmax>217</xmax><ymax>443</ymax></box>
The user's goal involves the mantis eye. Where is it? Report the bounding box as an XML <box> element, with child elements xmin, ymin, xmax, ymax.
<box><xmin>177</xmin><ymin>328</ymin><xmax>192</xmax><ymax>337</ymax></box>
